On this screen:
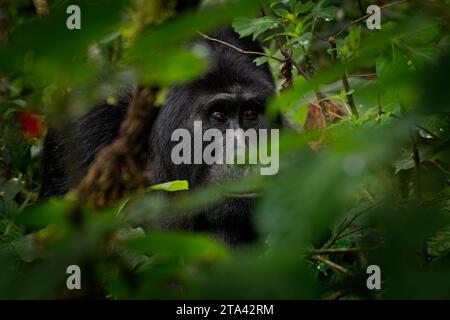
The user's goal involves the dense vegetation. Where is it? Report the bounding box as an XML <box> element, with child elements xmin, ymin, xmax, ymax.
<box><xmin>0</xmin><ymin>0</ymin><xmax>449</xmax><ymax>299</ymax></box>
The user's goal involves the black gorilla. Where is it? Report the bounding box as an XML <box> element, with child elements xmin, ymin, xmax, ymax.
<box><xmin>41</xmin><ymin>28</ymin><xmax>277</xmax><ymax>246</ymax></box>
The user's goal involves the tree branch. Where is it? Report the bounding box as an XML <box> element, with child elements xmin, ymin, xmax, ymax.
<box><xmin>315</xmin><ymin>0</ymin><xmax>409</xmax><ymax>40</ymax></box>
<box><xmin>32</xmin><ymin>0</ymin><xmax>50</xmax><ymax>18</ymax></box>
<box><xmin>328</xmin><ymin>37</ymin><xmax>359</xmax><ymax>118</ymax></box>
<box><xmin>309</xmin><ymin>246</ymin><xmax>379</xmax><ymax>254</ymax></box>
<box><xmin>335</xmin><ymin>0</ymin><xmax>408</xmax><ymax>37</ymax></box>
<box><xmin>336</xmin><ymin>225</ymin><xmax>371</xmax><ymax>240</ymax></box>
<box><xmin>409</xmin><ymin>129</ymin><xmax>422</xmax><ymax>201</ymax></box>
<box><xmin>324</xmin><ymin>201</ymin><xmax>381</xmax><ymax>249</ymax></box>
<box><xmin>198</xmin><ymin>32</ymin><xmax>285</xmax><ymax>63</ymax></box>
<box><xmin>324</xmin><ymin>289</ymin><xmax>348</xmax><ymax>300</ymax></box>
<box><xmin>314</xmin><ymin>255</ymin><xmax>354</xmax><ymax>276</ymax></box>
<box><xmin>74</xmin><ymin>87</ymin><xmax>160</xmax><ymax>207</ymax></box>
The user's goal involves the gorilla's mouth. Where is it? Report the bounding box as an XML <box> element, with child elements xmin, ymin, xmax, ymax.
<box><xmin>216</xmin><ymin>179</ymin><xmax>261</xmax><ymax>199</ymax></box>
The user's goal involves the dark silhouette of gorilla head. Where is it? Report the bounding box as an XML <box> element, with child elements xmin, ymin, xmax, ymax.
<box><xmin>41</xmin><ymin>28</ymin><xmax>277</xmax><ymax>246</ymax></box>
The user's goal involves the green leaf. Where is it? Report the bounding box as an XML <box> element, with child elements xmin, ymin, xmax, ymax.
<box><xmin>0</xmin><ymin>0</ymin><xmax>128</xmax><ymax>86</ymax></box>
<box><xmin>137</xmin><ymin>49</ymin><xmax>206</xmax><ymax>85</ymax></box>
<box><xmin>428</xmin><ymin>225</ymin><xmax>450</xmax><ymax>256</ymax></box>
<box><xmin>376</xmin><ymin>47</ymin><xmax>409</xmax><ymax>80</ymax></box>
<box><xmin>394</xmin><ymin>150</ymin><xmax>414</xmax><ymax>174</ymax></box>
<box><xmin>273</xmin><ymin>9</ymin><xmax>291</xmax><ymax>18</ymax></box>
<box><xmin>393</xmin><ymin>145</ymin><xmax>436</xmax><ymax>174</ymax></box>
<box><xmin>0</xmin><ymin>178</ymin><xmax>23</xmax><ymax>217</ymax></box>
<box><xmin>288</xmin><ymin>0</ymin><xmax>297</xmax><ymax>10</ymax></box>
<box><xmin>402</xmin><ymin>20</ymin><xmax>443</xmax><ymax>45</ymax></box>
<box><xmin>348</xmin><ymin>26</ymin><xmax>361</xmax><ymax>51</ymax></box>
<box><xmin>132</xmin><ymin>0</ymin><xmax>259</xmax><ymax>55</ymax></box>
<box><xmin>294</xmin><ymin>2</ymin><xmax>315</xmax><ymax>14</ymax></box>
<box><xmin>126</xmin><ymin>231</ymin><xmax>230</xmax><ymax>261</ymax></box>
<box><xmin>15</xmin><ymin>198</ymin><xmax>72</xmax><ymax>228</ymax></box>
<box><xmin>293</xmin><ymin>102</ymin><xmax>309</xmax><ymax>125</ymax></box>
<box><xmin>311</xmin><ymin>1</ymin><xmax>337</xmax><ymax>21</ymax></box>
<box><xmin>316</xmin><ymin>262</ymin><xmax>328</xmax><ymax>276</ymax></box>
<box><xmin>233</xmin><ymin>16</ymin><xmax>279</xmax><ymax>40</ymax></box>
<box><xmin>145</xmin><ymin>180</ymin><xmax>189</xmax><ymax>192</ymax></box>
<box><xmin>254</xmin><ymin>56</ymin><xmax>270</xmax><ymax>66</ymax></box>
<box><xmin>0</xmin><ymin>179</ymin><xmax>23</xmax><ymax>201</ymax></box>
<box><xmin>9</xmin><ymin>234</ymin><xmax>41</xmax><ymax>263</ymax></box>
<box><xmin>288</xmin><ymin>32</ymin><xmax>312</xmax><ymax>47</ymax></box>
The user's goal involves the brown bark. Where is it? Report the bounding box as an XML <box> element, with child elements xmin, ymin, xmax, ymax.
<box><xmin>74</xmin><ymin>87</ymin><xmax>160</xmax><ymax>207</ymax></box>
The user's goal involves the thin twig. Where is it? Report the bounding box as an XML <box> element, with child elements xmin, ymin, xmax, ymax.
<box><xmin>327</xmin><ymin>110</ymin><xmax>345</xmax><ymax>120</ymax></box>
<box><xmin>415</xmin><ymin>0</ymin><xmax>450</xmax><ymax>24</ymax></box>
<box><xmin>358</xmin><ymin>0</ymin><xmax>365</xmax><ymax>15</ymax></box>
<box><xmin>273</xmin><ymin>35</ymin><xmax>311</xmax><ymax>80</ymax></box>
<box><xmin>316</xmin><ymin>0</ymin><xmax>409</xmax><ymax>40</ymax></box>
<box><xmin>198</xmin><ymin>32</ymin><xmax>285</xmax><ymax>63</ymax></box>
<box><xmin>336</xmin><ymin>225</ymin><xmax>371</xmax><ymax>240</ymax></box>
<box><xmin>386</xmin><ymin>112</ymin><xmax>442</xmax><ymax>140</ymax></box>
<box><xmin>314</xmin><ymin>255</ymin><xmax>354</xmax><ymax>277</ymax></box>
<box><xmin>348</xmin><ymin>73</ymin><xmax>377</xmax><ymax>78</ymax></box>
<box><xmin>324</xmin><ymin>290</ymin><xmax>348</xmax><ymax>300</ymax></box>
<box><xmin>409</xmin><ymin>126</ymin><xmax>428</xmax><ymax>265</ymax></box>
<box><xmin>328</xmin><ymin>37</ymin><xmax>359</xmax><ymax>118</ymax></box>
<box><xmin>409</xmin><ymin>129</ymin><xmax>422</xmax><ymax>201</ymax></box>
<box><xmin>376</xmin><ymin>91</ymin><xmax>383</xmax><ymax>123</ymax></box>
<box><xmin>309</xmin><ymin>246</ymin><xmax>379</xmax><ymax>254</ymax></box>
<box><xmin>324</xmin><ymin>201</ymin><xmax>381</xmax><ymax>249</ymax></box>
<box><xmin>273</xmin><ymin>35</ymin><xmax>331</xmax><ymax>120</ymax></box>
<box><xmin>415</xmin><ymin>124</ymin><xmax>442</xmax><ymax>141</ymax></box>
<box><xmin>335</xmin><ymin>0</ymin><xmax>408</xmax><ymax>37</ymax></box>
<box><xmin>32</xmin><ymin>0</ymin><xmax>49</xmax><ymax>18</ymax></box>
<box><xmin>292</xmin><ymin>59</ymin><xmax>311</xmax><ymax>81</ymax></box>
<box><xmin>341</xmin><ymin>70</ymin><xmax>359</xmax><ymax>118</ymax></box>
<box><xmin>74</xmin><ymin>87</ymin><xmax>159</xmax><ymax>207</ymax></box>
<box><xmin>362</xmin><ymin>187</ymin><xmax>377</xmax><ymax>204</ymax></box>
<box><xmin>430</xmin><ymin>159</ymin><xmax>450</xmax><ymax>175</ymax></box>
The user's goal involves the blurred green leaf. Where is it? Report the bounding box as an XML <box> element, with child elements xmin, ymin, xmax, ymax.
<box><xmin>126</xmin><ymin>231</ymin><xmax>229</xmax><ymax>261</ymax></box>
<box><xmin>294</xmin><ymin>2</ymin><xmax>315</xmax><ymax>15</ymax></box>
<box><xmin>311</xmin><ymin>0</ymin><xmax>337</xmax><ymax>21</ymax></box>
<box><xmin>0</xmin><ymin>0</ymin><xmax>128</xmax><ymax>86</ymax></box>
<box><xmin>137</xmin><ymin>49</ymin><xmax>206</xmax><ymax>85</ymax></box>
<box><xmin>146</xmin><ymin>180</ymin><xmax>189</xmax><ymax>192</ymax></box>
<box><xmin>15</xmin><ymin>198</ymin><xmax>72</xmax><ymax>228</ymax></box>
<box><xmin>233</xmin><ymin>16</ymin><xmax>279</xmax><ymax>40</ymax></box>
<box><xmin>0</xmin><ymin>178</ymin><xmax>23</xmax><ymax>217</ymax></box>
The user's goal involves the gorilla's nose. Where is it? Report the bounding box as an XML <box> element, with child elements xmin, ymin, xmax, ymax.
<box><xmin>224</xmin><ymin>128</ymin><xmax>257</xmax><ymax>165</ymax></box>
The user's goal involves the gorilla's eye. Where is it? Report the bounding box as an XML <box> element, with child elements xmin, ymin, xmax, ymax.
<box><xmin>243</xmin><ymin>109</ymin><xmax>258</xmax><ymax>120</ymax></box>
<box><xmin>211</xmin><ymin>110</ymin><xmax>226</xmax><ymax>120</ymax></box>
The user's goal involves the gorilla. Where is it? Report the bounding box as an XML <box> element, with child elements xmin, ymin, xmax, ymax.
<box><xmin>41</xmin><ymin>28</ymin><xmax>277</xmax><ymax>246</ymax></box>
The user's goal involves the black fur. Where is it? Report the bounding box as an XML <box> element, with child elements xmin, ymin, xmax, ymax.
<box><xmin>41</xmin><ymin>28</ymin><xmax>276</xmax><ymax>246</ymax></box>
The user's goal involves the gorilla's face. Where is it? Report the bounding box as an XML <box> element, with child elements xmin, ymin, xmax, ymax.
<box><xmin>149</xmin><ymin>28</ymin><xmax>277</xmax><ymax>195</ymax></box>
<box><xmin>150</xmin><ymin>72</ymin><xmax>276</xmax><ymax>191</ymax></box>
<box><xmin>189</xmin><ymin>83</ymin><xmax>276</xmax><ymax>187</ymax></box>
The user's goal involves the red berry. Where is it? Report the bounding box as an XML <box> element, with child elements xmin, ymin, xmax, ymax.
<box><xmin>20</xmin><ymin>111</ymin><xmax>44</xmax><ymax>140</ymax></box>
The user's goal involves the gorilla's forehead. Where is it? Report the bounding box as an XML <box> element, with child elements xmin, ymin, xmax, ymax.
<box><xmin>199</xmin><ymin>91</ymin><xmax>265</xmax><ymax>107</ymax></box>
<box><xmin>190</xmin><ymin>73</ymin><xmax>274</xmax><ymax>101</ymax></box>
